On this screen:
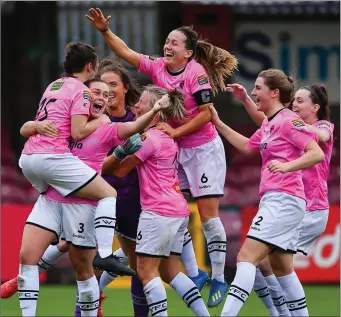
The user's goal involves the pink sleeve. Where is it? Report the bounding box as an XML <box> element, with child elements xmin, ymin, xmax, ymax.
<box><xmin>248</xmin><ymin>129</ymin><xmax>262</xmax><ymax>152</ymax></box>
<box><xmin>316</xmin><ymin>120</ymin><xmax>334</xmax><ymax>139</ymax></box>
<box><xmin>134</xmin><ymin>133</ymin><xmax>155</xmax><ymax>162</ymax></box>
<box><xmin>282</xmin><ymin>118</ymin><xmax>315</xmax><ymax>150</ymax></box>
<box><xmin>100</xmin><ymin>123</ymin><xmax>124</xmax><ymax>148</ymax></box>
<box><xmin>188</xmin><ymin>64</ymin><xmax>212</xmax><ymax>95</ymax></box>
<box><xmin>70</xmin><ymin>89</ymin><xmax>91</xmax><ymax>116</ymax></box>
<box><xmin>139</xmin><ymin>54</ymin><xmax>163</xmax><ymax>80</ymax></box>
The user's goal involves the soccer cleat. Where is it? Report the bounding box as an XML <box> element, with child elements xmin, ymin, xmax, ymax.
<box><xmin>93</xmin><ymin>253</ymin><xmax>136</xmax><ymax>276</ymax></box>
<box><xmin>189</xmin><ymin>269</ymin><xmax>210</xmax><ymax>291</ymax></box>
<box><xmin>97</xmin><ymin>292</ymin><xmax>107</xmax><ymax>317</ymax></box>
<box><xmin>207</xmin><ymin>278</ymin><xmax>229</xmax><ymax>308</ymax></box>
<box><xmin>1</xmin><ymin>277</ymin><xmax>18</xmax><ymax>299</ymax></box>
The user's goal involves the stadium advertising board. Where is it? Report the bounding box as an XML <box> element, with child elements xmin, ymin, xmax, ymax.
<box><xmin>234</xmin><ymin>22</ymin><xmax>340</xmax><ymax>104</ymax></box>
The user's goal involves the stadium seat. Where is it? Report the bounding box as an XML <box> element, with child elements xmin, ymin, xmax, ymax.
<box><xmin>221</xmin><ymin>185</ymin><xmax>243</xmax><ymax>206</ymax></box>
<box><xmin>242</xmin><ymin>184</ymin><xmax>260</xmax><ymax>207</ymax></box>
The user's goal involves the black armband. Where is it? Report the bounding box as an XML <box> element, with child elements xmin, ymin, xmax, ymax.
<box><xmin>193</xmin><ymin>89</ymin><xmax>213</xmax><ymax>106</ymax></box>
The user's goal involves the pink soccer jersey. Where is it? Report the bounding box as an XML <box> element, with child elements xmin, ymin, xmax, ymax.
<box><xmin>134</xmin><ymin>128</ymin><xmax>190</xmax><ymax>217</ymax></box>
<box><xmin>248</xmin><ymin>108</ymin><xmax>316</xmax><ymax>201</ymax></box>
<box><xmin>139</xmin><ymin>55</ymin><xmax>217</xmax><ymax>148</ymax></box>
<box><xmin>44</xmin><ymin>122</ymin><xmax>123</xmax><ymax>205</ymax></box>
<box><xmin>22</xmin><ymin>77</ymin><xmax>91</xmax><ymax>155</ymax></box>
<box><xmin>303</xmin><ymin>120</ymin><xmax>334</xmax><ymax>211</ymax></box>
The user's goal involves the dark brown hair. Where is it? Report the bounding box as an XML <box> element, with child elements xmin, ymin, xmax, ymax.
<box><xmin>176</xmin><ymin>26</ymin><xmax>238</xmax><ymax>95</ymax></box>
<box><xmin>301</xmin><ymin>84</ymin><xmax>330</xmax><ymax>121</ymax></box>
<box><xmin>84</xmin><ymin>78</ymin><xmax>108</xmax><ymax>89</ymax></box>
<box><xmin>258</xmin><ymin>69</ymin><xmax>295</xmax><ymax>105</ymax></box>
<box><xmin>99</xmin><ymin>57</ymin><xmax>141</xmax><ymax>108</ymax></box>
<box><xmin>63</xmin><ymin>42</ymin><xmax>98</xmax><ymax>76</ymax></box>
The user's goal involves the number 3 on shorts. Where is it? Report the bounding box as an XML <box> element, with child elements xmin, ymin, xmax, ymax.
<box><xmin>78</xmin><ymin>222</ymin><xmax>84</xmax><ymax>233</ymax></box>
<box><xmin>254</xmin><ymin>216</ymin><xmax>263</xmax><ymax>226</ymax></box>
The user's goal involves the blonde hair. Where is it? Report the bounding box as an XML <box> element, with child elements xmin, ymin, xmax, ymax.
<box><xmin>176</xmin><ymin>26</ymin><xmax>238</xmax><ymax>95</ymax></box>
<box><xmin>143</xmin><ymin>85</ymin><xmax>186</xmax><ymax>122</ymax></box>
<box><xmin>258</xmin><ymin>69</ymin><xmax>296</xmax><ymax>106</ymax></box>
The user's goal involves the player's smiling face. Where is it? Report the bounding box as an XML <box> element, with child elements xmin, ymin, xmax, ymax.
<box><xmin>89</xmin><ymin>81</ymin><xmax>109</xmax><ymax>119</ymax></box>
<box><xmin>251</xmin><ymin>77</ymin><xmax>276</xmax><ymax>112</ymax></box>
<box><xmin>133</xmin><ymin>91</ymin><xmax>153</xmax><ymax>119</ymax></box>
<box><xmin>164</xmin><ymin>30</ymin><xmax>193</xmax><ymax>69</ymax></box>
<box><xmin>101</xmin><ymin>71</ymin><xmax>127</xmax><ymax>112</ymax></box>
<box><xmin>292</xmin><ymin>88</ymin><xmax>318</xmax><ymax>122</ymax></box>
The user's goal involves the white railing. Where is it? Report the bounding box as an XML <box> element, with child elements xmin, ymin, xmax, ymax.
<box><xmin>57</xmin><ymin>1</ymin><xmax>159</xmax><ymax>66</ymax></box>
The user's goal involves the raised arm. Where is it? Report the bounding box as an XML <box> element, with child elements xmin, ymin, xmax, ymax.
<box><xmin>157</xmin><ymin>104</ymin><xmax>212</xmax><ymax>139</ymax></box>
<box><xmin>86</xmin><ymin>8</ymin><xmax>140</xmax><ymax>69</ymax></box>
<box><xmin>209</xmin><ymin>105</ymin><xmax>253</xmax><ymax>155</ymax></box>
<box><xmin>71</xmin><ymin>114</ymin><xmax>110</xmax><ymax>140</ymax></box>
<box><xmin>20</xmin><ymin>120</ymin><xmax>59</xmax><ymax>138</ymax></box>
<box><xmin>226</xmin><ymin>84</ymin><xmax>266</xmax><ymax>127</ymax></box>
<box><xmin>306</xmin><ymin>124</ymin><xmax>331</xmax><ymax>143</ymax></box>
<box><xmin>117</xmin><ymin>95</ymin><xmax>170</xmax><ymax>140</ymax></box>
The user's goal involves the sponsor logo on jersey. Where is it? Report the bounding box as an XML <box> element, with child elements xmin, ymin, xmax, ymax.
<box><xmin>83</xmin><ymin>90</ymin><xmax>92</xmax><ymax>101</ymax></box>
<box><xmin>197</xmin><ymin>74</ymin><xmax>209</xmax><ymax>85</ymax></box>
<box><xmin>50</xmin><ymin>81</ymin><xmax>64</xmax><ymax>91</ymax></box>
<box><xmin>291</xmin><ymin>118</ymin><xmax>305</xmax><ymax>127</ymax></box>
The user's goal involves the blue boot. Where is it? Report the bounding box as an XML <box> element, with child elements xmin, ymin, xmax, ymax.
<box><xmin>207</xmin><ymin>278</ymin><xmax>229</xmax><ymax>307</ymax></box>
<box><xmin>189</xmin><ymin>269</ymin><xmax>210</xmax><ymax>291</ymax></box>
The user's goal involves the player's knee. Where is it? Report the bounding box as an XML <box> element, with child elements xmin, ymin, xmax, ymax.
<box><xmin>137</xmin><ymin>264</ymin><xmax>158</xmax><ymax>285</ymax></box>
<box><xmin>258</xmin><ymin>257</ymin><xmax>273</xmax><ymax>276</ymax></box>
<box><xmin>19</xmin><ymin>247</ymin><xmax>40</xmax><ymax>265</ymax></box>
<box><xmin>237</xmin><ymin>247</ymin><xmax>260</xmax><ymax>266</ymax></box>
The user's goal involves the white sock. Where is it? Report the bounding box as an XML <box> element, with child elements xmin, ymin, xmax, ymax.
<box><xmin>38</xmin><ymin>245</ymin><xmax>65</xmax><ymax>273</ymax></box>
<box><xmin>170</xmin><ymin>272</ymin><xmax>209</xmax><ymax>316</ymax></box>
<box><xmin>99</xmin><ymin>248</ymin><xmax>128</xmax><ymax>292</ymax></box>
<box><xmin>77</xmin><ymin>275</ymin><xmax>100</xmax><ymax>317</ymax></box>
<box><xmin>221</xmin><ymin>262</ymin><xmax>256</xmax><ymax>316</ymax></box>
<box><xmin>202</xmin><ymin>217</ymin><xmax>226</xmax><ymax>283</ymax></box>
<box><xmin>94</xmin><ymin>197</ymin><xmax>117</xmax><ymax>258</ymax></box>
<box><xmin>18</xmin><ymin>264</ymin><xmax>39</xmax><ymax>317</ymax></box>
<box><xmin>277</xmin><ymin>272</ymin><xmax>308</xmax><ymax>317</ymax></box>
<box><xmin>181</xmin><ymin>230</ymin><xmax>199</xmax><ymax>278</ymax></box>
<box><xmin>265</xmin><ymin>274</ymin><xmax>291</xmax><ymax>316</ymax></box>
<box><xmin>254</xmin><ymin>269</ymin><xmax>278</xmax><ymax>316</ymax></box>
<box><xmin>144</xmin><ymin>277</ymin><xmax>168</xmax><ymax>316</ymax></box>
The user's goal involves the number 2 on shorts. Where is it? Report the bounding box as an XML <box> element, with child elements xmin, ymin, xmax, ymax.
<box><xmin>255</xmin><ymin>216</ymin><xmax>263</xmax><ymax>226</ymax></box>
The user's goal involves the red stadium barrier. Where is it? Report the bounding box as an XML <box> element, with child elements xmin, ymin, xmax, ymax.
<box><xmin>1</xmin><ymin>204</ymin><xmax>46</xmax><ymax>282</ymax></box>
<box><xmin>241</xmin><ymin>204</ymin><xmax>340</xmax><ymax>283</ymax></box>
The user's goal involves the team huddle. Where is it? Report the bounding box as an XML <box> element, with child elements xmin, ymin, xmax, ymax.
<box><xmin>1</xmin><ymin>7</ymin><xmax>333</xmax><ymax>317</ymax></box>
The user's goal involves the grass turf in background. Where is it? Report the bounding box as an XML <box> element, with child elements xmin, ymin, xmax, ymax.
<box><xmin>1</xmin><ymin>285</ymin><xmax>339</xmax><ymax>316</ymax></box>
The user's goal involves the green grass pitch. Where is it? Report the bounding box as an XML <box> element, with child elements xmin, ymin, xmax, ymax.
<box><xmin>1</xmin><ymin>284</ymin><xmax>339</xmax><ymax>316</ymax></box>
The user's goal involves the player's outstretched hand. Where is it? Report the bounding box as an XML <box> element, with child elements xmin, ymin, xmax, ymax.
<box><xmin>156</xmin><ymin>122</ymin><xmax>177</xmax><ymax>139</ymax></box>
<box><xmin>122</xmin><ymin>134</ymin><xmax>142</xmax><ymax>155</ymax></box>
<box><xmin>86</xmin><ymin>8</ymin><xmax>111</xmax><ymax>32</ymax></box>
<box><xmin>208</xmin><ymin>105</ymin><xmax>221</xmax><ymax>126</ymax></box>
<box><xmin>153</xmin><ymin>95</ymin><xmax>170</xmax><ymax>112</ymax></box>
<box><xmin>36</xmin><ymin>120</ymin><xmax>59</xmax><ymax>138</ymax></box>
<box><xmin>226</xmin><ymin>83</ymin><xmax>248</xmax><ymax>102</ymax></box>
<box><xmin>113</xmin><ymin>134</ymin><xmax>141</xmax><ymax>160</ymax></box>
